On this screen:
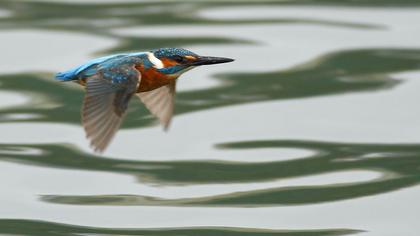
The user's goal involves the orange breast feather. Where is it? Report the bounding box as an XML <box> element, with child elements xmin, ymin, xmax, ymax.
<box><xmin>136</xmin><ymin>65</ymin><xmax>176</xmax><ymax>92</ymax></box>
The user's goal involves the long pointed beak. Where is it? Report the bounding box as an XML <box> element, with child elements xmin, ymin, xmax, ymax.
<box><xmin>191</xmin><ymin>56</ymin><xmax>234</xmax><ymax>66</ymax></box>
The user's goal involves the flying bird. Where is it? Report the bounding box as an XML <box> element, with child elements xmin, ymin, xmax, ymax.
<box><xmin>55</xmin><ymin>48</ymin><xmax>234</xmax><ymax>152</ymax></box>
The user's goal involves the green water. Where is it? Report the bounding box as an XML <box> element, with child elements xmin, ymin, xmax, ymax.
<box><xmin>0</xmin><ymin>1</ymin><xmax>419</xmax><ymax>236</ymax></box>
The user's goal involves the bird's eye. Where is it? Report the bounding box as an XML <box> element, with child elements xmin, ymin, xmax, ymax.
<box><xmin>173</xmin><ymin>56</ymin><xmax>186</xmax><ymax>63</ymax></box>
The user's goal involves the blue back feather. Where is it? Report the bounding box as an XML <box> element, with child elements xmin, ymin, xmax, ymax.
<box><xmin>55</xmin><ymin>52</ymin><xmax>146</xmax><ymax>81</ymax></box>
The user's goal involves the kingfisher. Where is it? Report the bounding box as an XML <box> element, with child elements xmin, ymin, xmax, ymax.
<box><xmin>55</xmin><ymin>48</ymin><xmax>234</xmax><ymax>152</ymax></box>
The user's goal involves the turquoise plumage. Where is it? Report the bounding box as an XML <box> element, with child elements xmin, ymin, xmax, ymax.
<box><xmin>55</xmin><ymin>52</ymin><xmax>145</xmax><ymax>82</ymax></box>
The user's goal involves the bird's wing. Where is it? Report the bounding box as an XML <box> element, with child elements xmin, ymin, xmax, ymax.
<box><xmin>136</xmin><ymin>80</ymin><xmax>176</xmax><ymax>130</ymax></box>
<box><xmin>82</xmin><ymin>58</ymin><xmax>141</xmax><ymax>152</ymax></box>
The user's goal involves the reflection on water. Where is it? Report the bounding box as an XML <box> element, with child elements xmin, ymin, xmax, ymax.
<box><xmin>0</xmin><ymin>140</ymin><xmax>414</xmax><ymax>206</ymax></box>
<box><xmin>0</xmin><ymin>219</ymin><xmax>360</xmax><ymax>236</ymax></box>
<box><xmin>0</xmin><ymin>0</ymin><xmax>419</xmax><ymax>236</ymax></box>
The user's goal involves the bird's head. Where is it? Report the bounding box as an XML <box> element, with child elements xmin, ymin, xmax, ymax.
<box><xmin>146</xmin><ymin>48</ymin><xmax>234</xmax><ymax>76</ymax></box>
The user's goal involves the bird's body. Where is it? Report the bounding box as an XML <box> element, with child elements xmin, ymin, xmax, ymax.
<box><xmin>56</xmin><ymin>48</ymin><xmax>233</xmax><ymax>152</ymax></box>
<box><xmin>57</xmin><ymin>52</ymin><xmax>173</xmax><ymax>91</ymax></box>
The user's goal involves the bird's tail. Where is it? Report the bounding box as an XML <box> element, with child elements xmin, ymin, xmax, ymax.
<box><xmin>55</xmin><ymin>69</ymin><xmax>78</xmax><ymax>82</ymax></box>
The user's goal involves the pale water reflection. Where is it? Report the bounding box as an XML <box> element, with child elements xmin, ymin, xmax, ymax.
<box><xmin>0</xmin><ymin>30</ymin><xmax>116</xmax><ymax>74</ymax></box>
<box><xmin>0</xmin><ymin>8</ymin><xmax>11</xmax><ymax>18</ymax></box>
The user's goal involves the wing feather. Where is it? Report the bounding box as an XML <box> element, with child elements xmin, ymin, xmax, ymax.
<box><xmin>137</xmin><ymin>81</ymin><xmax>176</xmax><ymax>130</ymax></box>
<box><xmin>81</xmin><ymin>59</ymin><xmax>140</xmax><ymax>152</ymax></box>
<box><xmin>82</xmin><ymin>78</ymin><xmax>124</xmax><ymax>152</ymax></box>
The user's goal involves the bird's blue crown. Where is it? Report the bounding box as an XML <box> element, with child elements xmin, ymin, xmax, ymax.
<box><xmin>152</xmin><ymin>48</ymin><xmax>197</xmax><ymax>59</ymax></box>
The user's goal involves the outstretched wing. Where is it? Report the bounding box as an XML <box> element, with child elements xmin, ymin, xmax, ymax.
<box><xmin>136</xmin><ymin>81</ymin><xmax>176</xmax><ymax>130</ymax></box>
<box><xmin>82</xmin><ymin>57</ymin><xmax>140</xmax><ymax>152</ymax></box>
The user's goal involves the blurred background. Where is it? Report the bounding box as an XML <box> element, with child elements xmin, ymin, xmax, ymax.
<box><xmin>0</xmin><ymin>0</ymin><xmax>419</xmax><ymax>235</ymax></box>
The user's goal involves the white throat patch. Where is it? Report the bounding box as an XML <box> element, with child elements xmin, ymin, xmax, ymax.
<box><xmin>147</xmin><ymin>52</ymin><xmax>164</xmax><ymax>69</ymax></box>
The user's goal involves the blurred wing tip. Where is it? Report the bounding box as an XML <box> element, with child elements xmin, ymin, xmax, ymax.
<box><xmin>163</xmin><ymin>123</ymin><xmax>171</xmax><ymax>132</ymax></box>
<box><xmin>93</xmin><ymin>146</ymin><xmax>106</xmax><ymax>153</ymax></box>
<box><xmin>88</xmin><ymin>137</ymin><xmax>112</xmax><ymax>153</ymax></box>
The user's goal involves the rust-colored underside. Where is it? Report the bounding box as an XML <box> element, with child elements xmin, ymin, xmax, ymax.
<box><xmin>77</xmin><ymin>65</ymin><xmax>177</xmax><ymax>93</ymax></box>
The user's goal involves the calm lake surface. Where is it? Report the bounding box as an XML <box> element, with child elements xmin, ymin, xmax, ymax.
<box><xmin>0</xmin><ymin>0</ymin><xmax>419</xmax><ymax>235</ymax></box>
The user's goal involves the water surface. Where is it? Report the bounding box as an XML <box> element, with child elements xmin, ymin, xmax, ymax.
<box><xmin>0</xmin><ymin>1</ymin><xmax>419</xmax><ymax>236</ymax></box>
